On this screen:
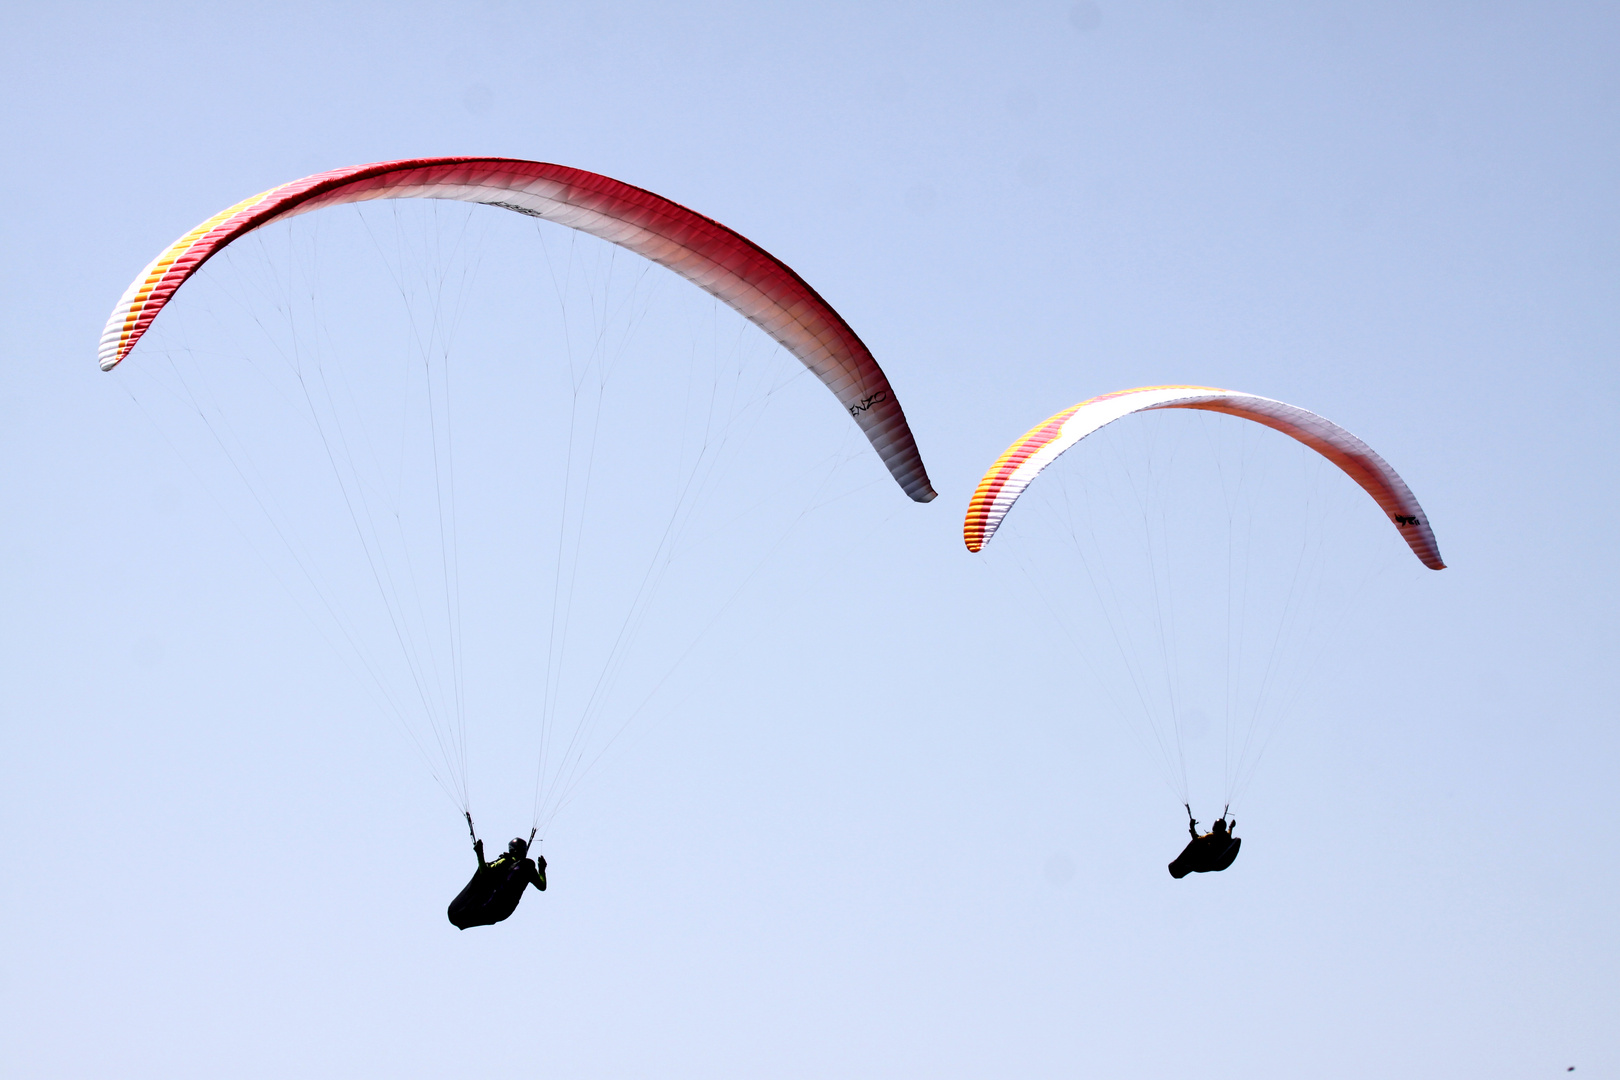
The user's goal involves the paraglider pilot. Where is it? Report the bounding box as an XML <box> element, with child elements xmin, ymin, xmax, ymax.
<box><xmin>1168</xmin><ymin>805</ymin><xmax>1241</xmax><ymax>879</ymax></box>
<box><xmin>448</xmin><ymin>813</ymin><xmax>547</xmax><ymax>929</ymax></box>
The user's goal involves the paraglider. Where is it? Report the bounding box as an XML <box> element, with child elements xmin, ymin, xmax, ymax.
<box><xmin>101</xmin><ymin>158</ymin><xmax>938</xmax><ymax>922</ymax></box>
<box><xmin>965</xmin><ymin>385</ymin><xmax>1445</xmax><ymax>876</ymax></box>
<box><xmin>1168</xmin><ymin>808</ymin><xmax>1241</xmax><ymax>879</ymax></box>
<box><xmin>448</xmin><ymin>814</ymin><xmax>548</xmax><ymax>930</ymax></box>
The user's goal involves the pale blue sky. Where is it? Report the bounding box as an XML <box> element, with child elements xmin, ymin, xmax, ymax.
<box><xmin>2</xmin><ymin>3</ymin><xmax>1616</xmax><ymax>1077</ymax></box>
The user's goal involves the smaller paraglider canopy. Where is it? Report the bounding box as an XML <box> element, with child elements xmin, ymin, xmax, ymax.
<box><xmin>963</xmin><ymin>385</ymin><xmax>1444</xmax><ymax>569</ymax></box>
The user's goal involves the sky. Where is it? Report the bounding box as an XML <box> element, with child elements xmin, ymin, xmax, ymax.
<box><xmin>2</xmin><ymin>2</ymin><xmax>1617</xmax><ymax>1077</ymax></box>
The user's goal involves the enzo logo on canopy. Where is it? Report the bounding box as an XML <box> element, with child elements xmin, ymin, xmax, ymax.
<box><xmin>849</xmin><ymin>391</ymin><xmax>886</xmax><ymax>416</ymax></box>
<box><xmin>481</xmin><ymin>199</ymin><xmax>547</xmax><ymax>218</ymax></box>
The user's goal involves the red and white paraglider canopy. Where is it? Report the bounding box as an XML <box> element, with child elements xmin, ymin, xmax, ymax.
<box><xmin>965</xmin><ymin>385</ymin><xmax>1444</xmax><ymax>569</ymax></box>
<box><xmin>100</xmin><ymin>157</ymin><xmax>936</xmax><ymax>503</ymax></box>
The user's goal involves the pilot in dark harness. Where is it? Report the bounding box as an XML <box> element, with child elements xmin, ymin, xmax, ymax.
<box><xmin>448</xmin><ymin>814</ymin><xmax>547</xmax><ymax>929</ymax></box>
<box><xmin>1168</xmin><ymin>806</ymin><xmax>1241</xmax><ymax>879</ymax></box>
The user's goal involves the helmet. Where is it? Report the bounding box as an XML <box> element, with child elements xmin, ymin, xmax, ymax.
<box><xmin>508</xmin><ymin>837</ymin><xmax>529</xmax><ymax>857</ymax></box>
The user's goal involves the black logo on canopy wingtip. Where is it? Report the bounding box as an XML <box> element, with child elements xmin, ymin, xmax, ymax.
<box><xmin>482</xmin><ymin>199</ymin><xmax>547</xmax><ymax>219</ymax></box>
<box><xmin>1392</xmin><ymin>513</ymin><xmax>1420</xmax><ymax>526</ymax></box>
<box><xmin>849</xmin><ymin>391</ymin><xmax>887</xmax><ymax>416</ymax></box>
